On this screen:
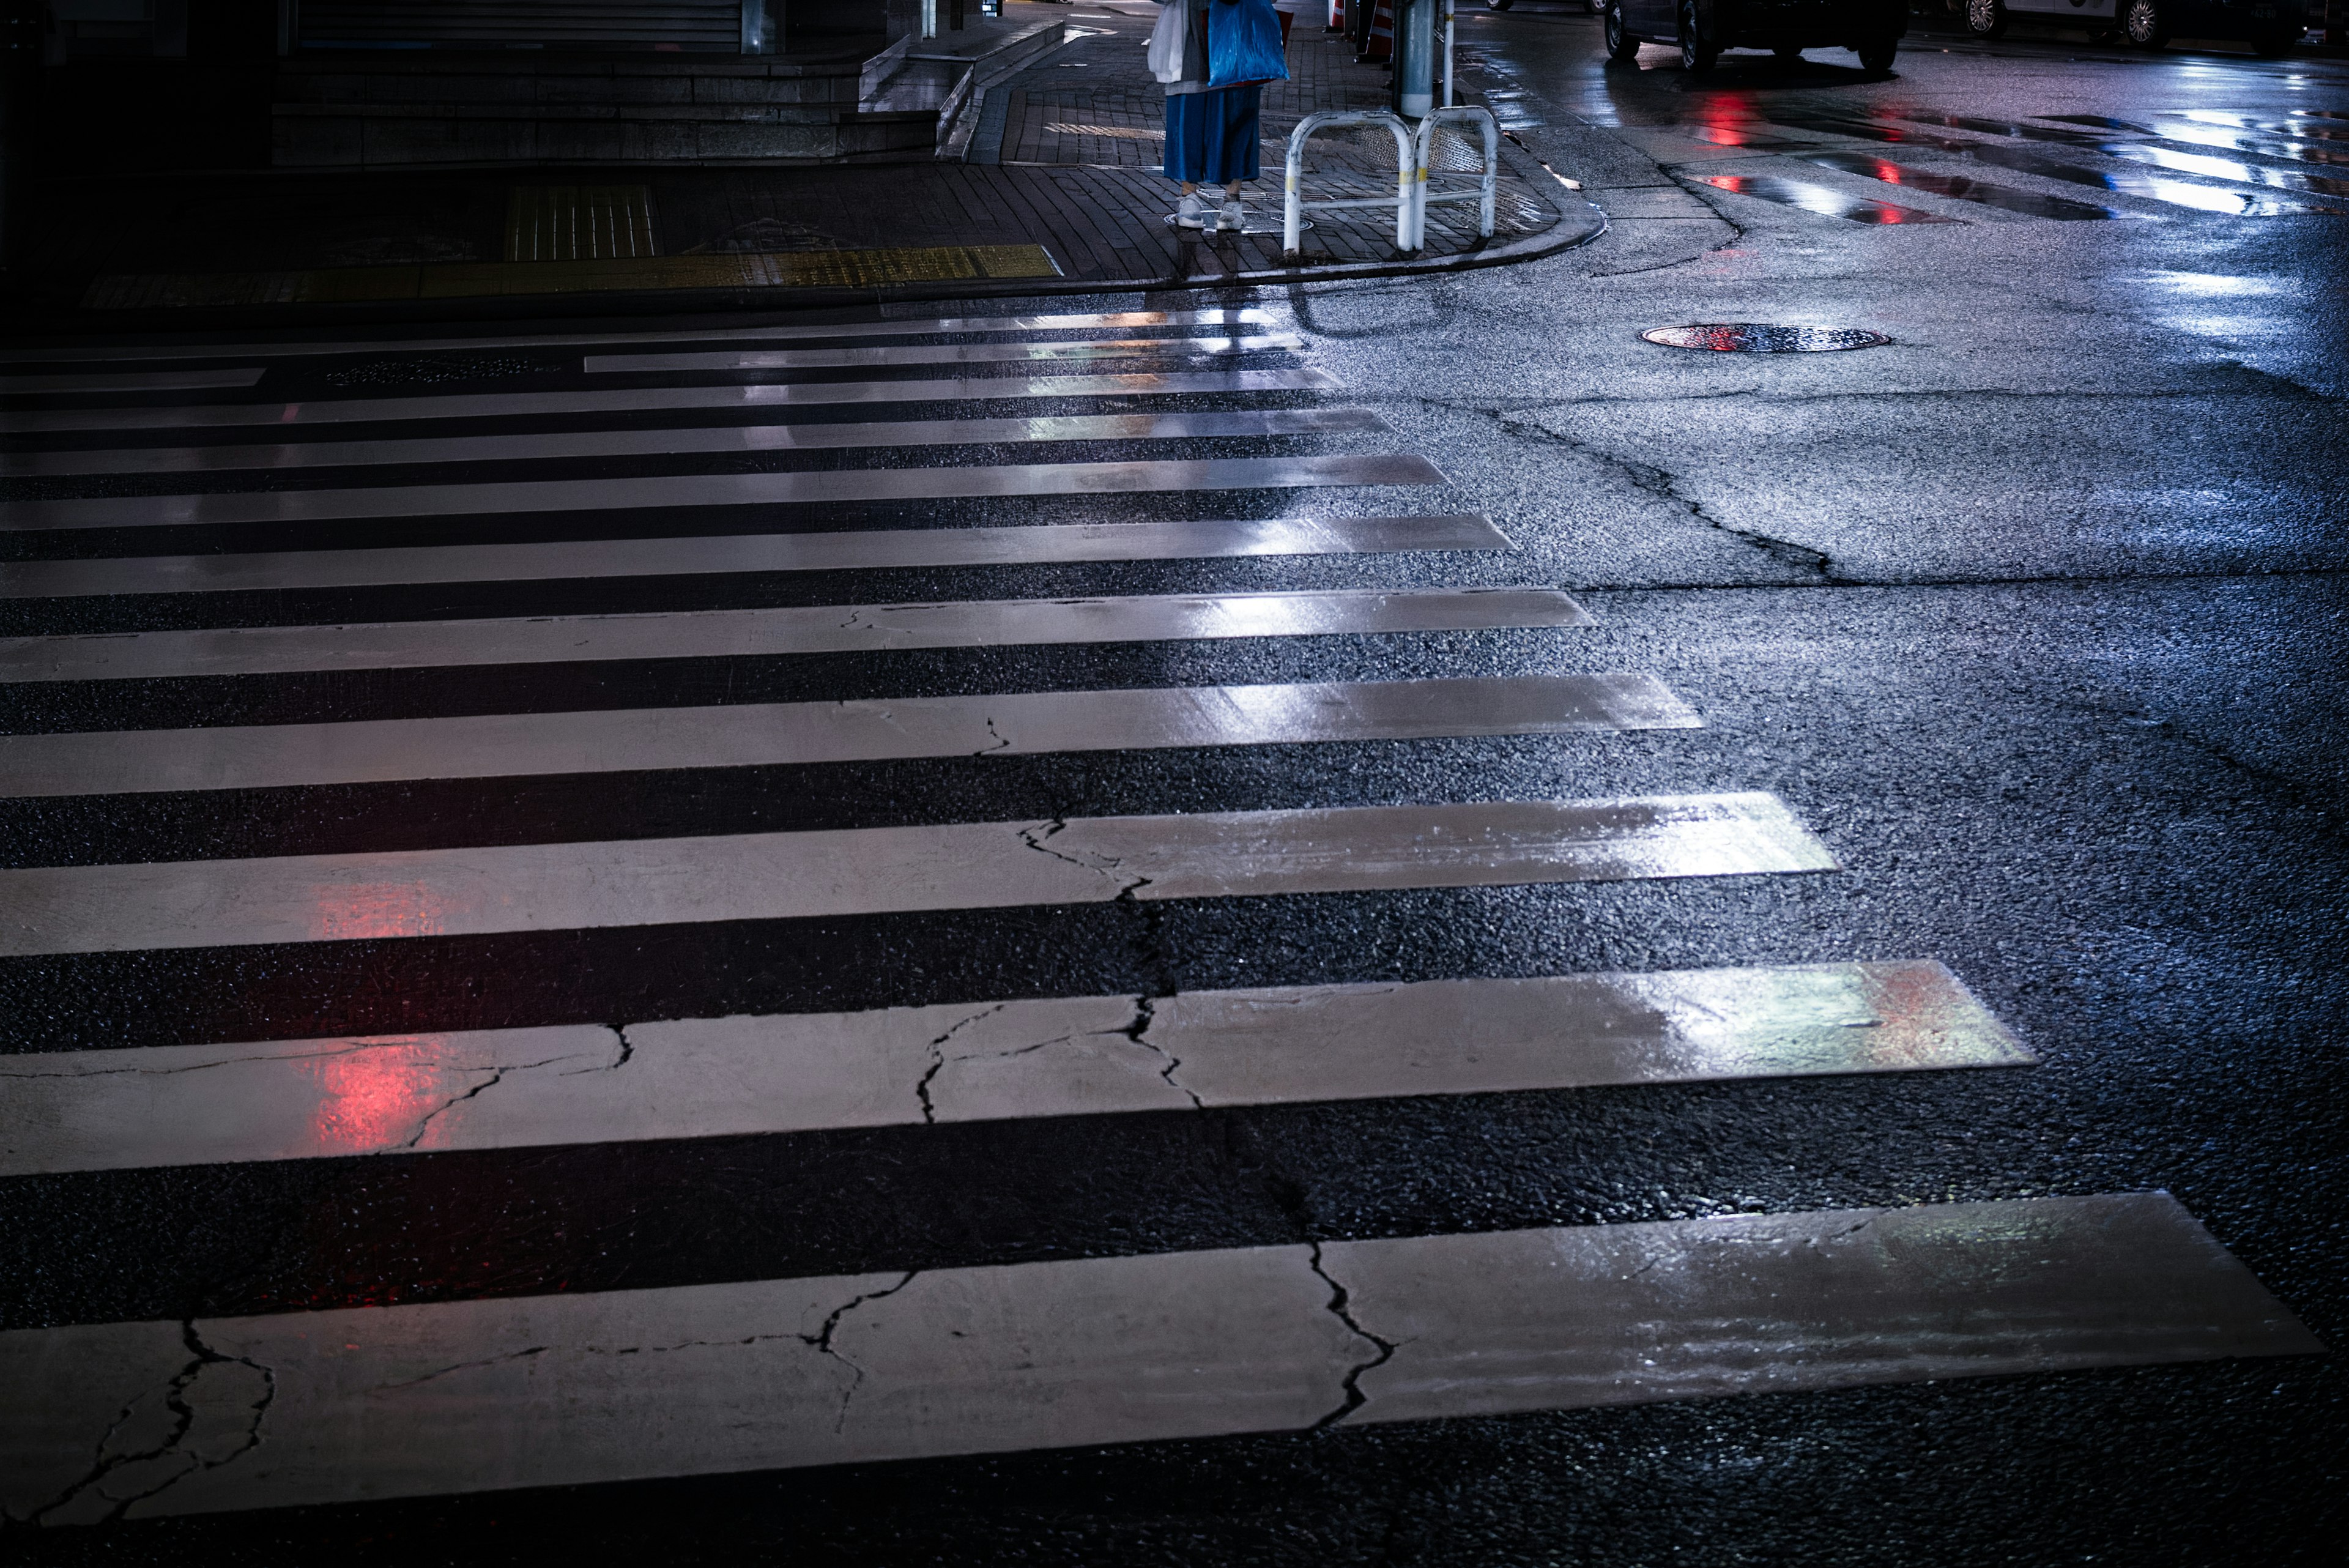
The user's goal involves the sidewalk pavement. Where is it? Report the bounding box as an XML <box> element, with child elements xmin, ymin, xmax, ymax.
<box><xmin>3</xmin><ymin>2</ymin><xmax>1600</xmax><ymax>334</ymax></box>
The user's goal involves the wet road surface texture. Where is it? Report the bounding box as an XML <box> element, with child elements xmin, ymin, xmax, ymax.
<box><xmin>1</xmin><ymin>12</ymin><xmax>2345</xmax><ymax>1565</ymax></box>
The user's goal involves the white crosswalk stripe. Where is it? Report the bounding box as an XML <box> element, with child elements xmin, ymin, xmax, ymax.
<box><xmin>0</xmin><ymin>306</ymin><xmax>2310</xmax><ymax>1528</ymax></box>
<box><xmin>0</xmin><ymin>368</ymin><xmax>1343</xmax><ymax>435</ymax></box>
<box><xmin>0</xmin><ymin>407</ymin><xmax>1393</xmax><ymax>480</ymax></box>
<box><xmin>0</xmin><ymin>794</ymin><xmax>1838</xmax><ymax>956</ymax></box>
<box><xmin>0</xmin><ymin>454</ymin><xmax>1446</xmax><ymax>530</ymax></box>
<box><xmin>0</xmin><ymin>588</ymin><xmax>1590</xmax><ymax>682</ymax></box>
<box><xmin>0</xmin><ymin>962</ymin><xmax>2020</xmax><ymax>1174</ymax></box>
<box><xmin>0</xmin><ymin>514</ymin><xmax>1508</xmax><ymax>598</ymax></box>
<box><xmin>0</xmin><ymin>675</ymin><xmax>1698</xmax><ymax>795</ymax></box>
<box><xmin>0</xmin><ymin>1194</ymin><xmax>2314</xmax><ymax>1522</ymax></box>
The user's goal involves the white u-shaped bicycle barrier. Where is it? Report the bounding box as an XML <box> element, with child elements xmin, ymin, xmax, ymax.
<box><xmin>1282</xmin><ymin>103</ymin><xmax>1501</xmax><ymax>261</ymax></box>
<box><xmin>1282</xmin><ymin>110</ymin><xmax>1417</xmax><ymax>258</ymax></box>
<box><xmin>1407</xmin><ymin>105</ymin><xmax>1499</xmax><ymax>253</ymax></box>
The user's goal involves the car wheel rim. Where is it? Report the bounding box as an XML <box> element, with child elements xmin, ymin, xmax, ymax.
<box><xmin>1967</xmin><ymin>0</ymin><xmax>1995</xmax><ymax>27</ymax></box>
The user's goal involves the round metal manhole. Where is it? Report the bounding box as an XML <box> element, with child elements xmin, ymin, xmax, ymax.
<box><xmin>1640</xmin><ymin>324</ymin><xmax>1890</xmax><ymax>354</ymax></box>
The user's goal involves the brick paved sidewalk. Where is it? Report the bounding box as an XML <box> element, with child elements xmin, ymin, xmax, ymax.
<box><xmin>6</xmin><ymin>2</ymin><xmax>1598</xmax><ymax>330</ymax></box>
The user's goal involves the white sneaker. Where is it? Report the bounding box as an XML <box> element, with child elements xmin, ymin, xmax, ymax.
<box><xmin>1175</xmin><ymin>191</ymin><xmax>1211</xmax><ymax>229</ymax></box>
<box><xmin>1217</xmin><ymin>198</ymin><xmax>1245</xmax><ymax>232</ymax></box>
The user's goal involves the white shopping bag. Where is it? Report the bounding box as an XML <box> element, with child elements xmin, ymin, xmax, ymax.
<box><xmin>1146</xmin><ymin>1</ymin><xmax>1190</xmax><ymax>84</ymax></box>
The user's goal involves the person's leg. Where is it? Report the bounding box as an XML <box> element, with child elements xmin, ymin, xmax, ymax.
<box><xmin>1166</xmin><ymin>93</ymin><xmax>1212</xmax><ymax>225</ymax></box>
<box><xmin>1211</xmin><ymin>86</ymin><xmax>1261</xmax><ymax>229</ymax></box>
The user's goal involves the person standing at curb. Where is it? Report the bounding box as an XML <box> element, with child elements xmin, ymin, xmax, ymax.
<box><xmin>1149</xmin><ymin>0</ymin><xmax>1289</xmax><ymax>234</ymax></box>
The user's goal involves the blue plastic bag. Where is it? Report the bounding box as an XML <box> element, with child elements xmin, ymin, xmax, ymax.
<box><xmin>1208</xmin><ymin>0</ymin><xmax>1290</xmax><ymax>89</ymax></box>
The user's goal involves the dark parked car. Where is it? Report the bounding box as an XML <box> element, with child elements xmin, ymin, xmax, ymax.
<box><xmin>1961</xmin><ymin>0</ymin><xmax>2312</xmax><ymax>55</ymax></box>
<box><xmin>1605</xmin><ymin>0</ymin><xmax>1910</xmax><ymax>72</ymax></box>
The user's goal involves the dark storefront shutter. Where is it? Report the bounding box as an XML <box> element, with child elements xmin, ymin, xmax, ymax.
<box><xmin>293</xmin><ymin>0</ymin><xmax>751</xmax><ymax>51</ymax></box>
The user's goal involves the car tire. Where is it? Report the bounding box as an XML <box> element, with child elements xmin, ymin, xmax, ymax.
<box><xmin>1855</xmin><ymin>38</ymin><xmax>1897</xmax><ymax>70</ymax></box>
<box><xmin>1964</xmin><ymin>0</ymin><xmax>2007</xmax><ymax>39</ymax></box>
<box><xmin>1604</xmin><ymin>4</ymin><xmax>1641</xmax><ymax>59</ymax></box>
<box><xmin>1773</xmin><ymin>44</ymin><xmax>1805</xmax><ymax>61</ymax></box>
<box><xmin>2120</xmin><ymin>0</ymin><xmax>2170</xmax><ymax>47</ymax></box>
<box><xmin>1484</xmin><ymin>0</ymin><xmax>1514</xmax><ymax>10</ymax></box>
<box><xmin>1679</xmin><ymin>0</ymin><xmax>1718</xmax><ymax>71</ymax></box>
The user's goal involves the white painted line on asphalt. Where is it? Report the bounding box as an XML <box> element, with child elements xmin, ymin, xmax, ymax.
<box><xmin>0</xmin><ymin>310</ymin><xmax>1286</xmax><ymax>365</ymax></box>
<box><xmin>581</xmin><ymin>335</ymin><xmax>1304</xmax><ymax>373</ymax></box>
<box><xmin>0</xmin><ymin>407</ymin><xmax>1392</xmax><ymax>479</ymax></box>
<box><xmin>0</xmin><ymin>368</ymin><xmax>1341</xmax><ymax>436</ymax></box>
<box><xmin>0</xmin><ymin>962</ymin><xmax>2020</xmax><ymax>1174</ymax></box>
<box><xmin>0</xmin><ymin>586</ymin><xmax>1583</xmax><ymax>683</ymax></box>
<box><xmin>0</xmin><ymin>514</ymin><xmax>1508</xmax><ymax>599</ymax></box>
<box><xmin>0</xmin><ymin>674</ymin><xmax>1692</xmax><ymax>795</ymax></box>
<box><xmin>0</xmin><ymin>793</ymin><xmax>1835</xmax><ymax>955</ymax></box>
<box><xmin>0</xmin><ymin>453</ymin><xmax>1444</xmax><ymax>531</ymax></box>
<box><xmin>0</xmin><ymin>1194</ymin><xmax>2312</xmax><ymax>1521</ymax></box>
<box><xmin>0</xmin><ymin>368</ymin><xmax>265</xmax><ymax>395</ymax></box>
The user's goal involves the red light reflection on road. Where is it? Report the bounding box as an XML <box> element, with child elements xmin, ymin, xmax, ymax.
<box><xmin>310</xmin><ymin>879</ymin><xmax>452</xmax><ymax>941</ymax></box>
<box><xmin>298</xmin><ymin>1038</ymin><xmax>459</xmax><ymax>1154</ymax></box>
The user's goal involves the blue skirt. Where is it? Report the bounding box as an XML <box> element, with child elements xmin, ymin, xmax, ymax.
<box><xmin>1163</xmin><ymin>86</ymin><xmax>1263</xmax><ymax>185</ymax></box>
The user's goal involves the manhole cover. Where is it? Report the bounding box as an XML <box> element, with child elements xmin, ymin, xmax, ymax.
<box><xmin>1640</xmin><ymin>324</ymin><xmax>1890</xmax><ymax>353</ymax></box>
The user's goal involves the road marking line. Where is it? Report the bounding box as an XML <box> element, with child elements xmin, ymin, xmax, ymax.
<box><xmin>0</xmin><ymin>408</ymin><xmax>1392</xmax><ymax>480</ymax></box>
<box><xmin>0</xmin><ymin>586</ymin><xmax>1584</xmax><ymax>683</ymax></box>
<box><xmin>0</xmin><ymin>962</ymin><xmax>2019</xmax><ymax>1173</ymax></box>
<box><xmin>0</xmin><ymin>309</ymin><xmax>1286</xmax><ymax>365</ymax></box>
<box><xmin>0</xmin><ymin>368</ymin><xmax>264</xmax><ymax>395</ymax></box>
<box><xmin>0</xmin><ymin>454</ymin><xmax>1444</xmax><ymax>532</ymax></box>
<box><xmin>582</xmin><ymin>335</ymin><xmax>1302</xmax><ymax>373</ymax></box>
<box><xmin>0</xmin><ymin>674</ymin><xmax>1689</xmax><ymax>795</ymax></box>
<box><xmin>0</xmin><ymin>793</ymin><xmax>1835</xmax><ymax>956</ymax></box>
<box><xmin>0</xmin><ymin>1194</ymin><xmax>2311</xmax><ymax>1521</ymax></box>
<box><xmin>0</xmin><ymin>368</ymin><xmax>1342</xmax><ymax>436</ymax></box>
<box><xmin>0</xmin><ymin>514</ymin><xmax>1507</xmax><ymax>600</ymax></box>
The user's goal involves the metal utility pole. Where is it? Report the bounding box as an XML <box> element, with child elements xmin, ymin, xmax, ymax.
<box><xmin>1393</xmin><ymin>0</ymin><xmax>1434</xmax><ymax>119</ymax></box>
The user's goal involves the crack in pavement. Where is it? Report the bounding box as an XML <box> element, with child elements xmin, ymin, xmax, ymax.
<box><xmin>1420</xmin><ymin>396</ymin><xmax>1843</xmax><ymax>582</ymax></box>
<box><xmin>0</xmin><ymin>1041</ymin><xmax>393</xmax><ymax>1080</ymax></box>
<box><xmin>1118</xmin><ymin>994</ymin><xmax>1205</xmax><ymax>1110</ymax></box>
<box><xmin>1016</xmin><ymin>817</ymin><xmax>1154</xmax><ymax>899</ymax></box>
<box><xmin>557</xmin><ymin>1025</ymin><xmax>634</xmax><ymax>1076</ymax></box>
<box><xmin>915</xmin><ymin>1002</ymin><xmax>1010</xmax><ymax>1124</ymax></box>
<box><xmin>1307</xmin><ymin>1242</ymin><xmax>1398</xmax><ymax>1432</ymax></box>
<box><xmin>399</xmin><ymin>1052</ymin><xmax>577</xmax><ymax>1149</ymax></box>
<box><xmin>23</xmin><ymin>1320</ymin><xmax>275</xmax><ymax>1526</ymax></box>
<box><xmin>374</xmin><ymin>1345</ymin><xmax>551</xmax><ymax>1393</ymax></box>
<box><xmin>802</xmin><ymin>1273</ymin><xmax>919</xmax><ymax>1433</ymax></box>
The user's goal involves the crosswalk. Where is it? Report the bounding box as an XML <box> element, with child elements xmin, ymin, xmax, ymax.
<box><xmin>1674</xmin><ymin>105</ymin><xmax>2349</xmax><ymax>223</ymax></box>
<box><xmin>0</xmin><ymin>307</ymin><xmax>2318</xmax><ymax>1526</ymax></box>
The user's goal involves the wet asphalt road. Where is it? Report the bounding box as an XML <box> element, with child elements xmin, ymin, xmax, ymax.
<box><xmin>4</xmin><ymin>11</ymin><xmax>2347</xmax><ymax>1564</ymax></box>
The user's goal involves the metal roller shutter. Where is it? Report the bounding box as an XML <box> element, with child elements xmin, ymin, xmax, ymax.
<box><xmin>294</xmin><ymin>0</ymin><xmax>749</xmax><ymax>51</ymax></box>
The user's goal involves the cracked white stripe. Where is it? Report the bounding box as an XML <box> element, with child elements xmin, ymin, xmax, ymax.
<box><xmin>0</xmin><ymin>1194</ymin><xmax>2313</xmax><ymax>1522</ymax></box>
<box><xmin>0</xmin><ymin>962</ymin><xmax>2022</xmax><ymax>1174</ymax></box>
<box><xmin>0</xmin><ymin>794</ymin><xmax>1835</xmax><ymax>957</ymax></box>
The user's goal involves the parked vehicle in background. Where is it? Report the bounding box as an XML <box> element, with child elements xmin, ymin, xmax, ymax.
<box><xmin>1603</xmin><ymin>0</ymin><xmax>1907</xmax><ymax>70</ymax></box>
<box><xmin>1961</xmin><ymin>0</ymin><xmax>2313</xmax><ymax>55</ymax></box>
